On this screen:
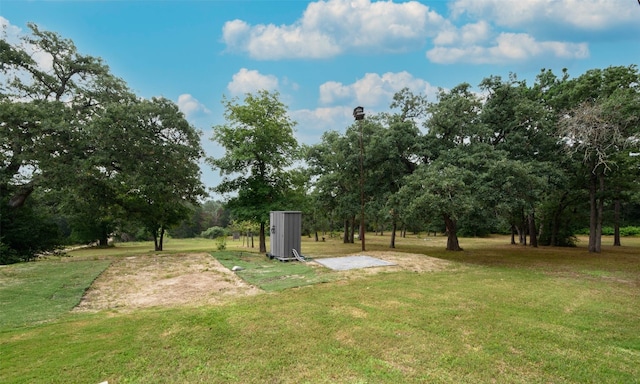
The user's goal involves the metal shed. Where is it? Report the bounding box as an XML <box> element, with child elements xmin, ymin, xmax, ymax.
<box><xmin>269</xmin><ymin>211</ymin><xmax>302</xmax><ymax>261</ymax></box>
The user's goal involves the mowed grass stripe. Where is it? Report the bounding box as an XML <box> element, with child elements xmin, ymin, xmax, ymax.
<box><xmin>0</xmin><ymin>259</ymin><xmax>111</xmax><ymax>329</ymax></box>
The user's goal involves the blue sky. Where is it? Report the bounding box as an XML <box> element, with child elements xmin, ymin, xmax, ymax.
<box><xmin>2</xmin><ymin>0</ymin><xmax>639</xmax><ymax>194</ymax></box>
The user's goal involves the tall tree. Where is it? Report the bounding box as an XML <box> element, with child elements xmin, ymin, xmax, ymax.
<box><xmin>208</xmin><ymin>90</ymin><xmax>301</xmax><ymax>253</ymax></box>
<box><xmin>0</xmin><ymin>23</ymin><xmax>132</xmax><ymax>208</ymax></box>
<box><xmin>558</xmin><ymin>66</ymin><xmax>640</xmax><ymax>252</ymax></box>
<box><xmin>398</xmin><ymin>160</ymin><xmax>473</xmax><ymax>251</ymax></box>
<box><xmin>373</xmin><ymin>88</ymin><xmax>426</xmax><ymax>248</ymax></box>
<box><xmin>400</xmin><ymin>83</ymin><xmax>484</xmax><ymax>250</ymax></box>
<box><xmin>1</xmin><ymin>23</ymin><xmax>132</xmax><ymax>260</ymax></box>
<box><xmin>100</xmin><ymin>97</ymin><xmax>206</xmax><ymax>251</ymax></box>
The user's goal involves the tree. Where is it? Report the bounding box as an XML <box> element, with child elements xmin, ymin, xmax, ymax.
<box><xmin>478</xmin><ymin>74</ymin><xmax>560</xmax><ymax>246</ymax></box>
<box><xmin>1</xmin><ymin>23</ymin><xmax>132</xmax><ymax>260</ymax></box>
<box><xmin>0</xmin><ymin>23</ymin><xmax>132</xmax><ymax>208</ymax></box>
<box><xmin>307</xmin><ymin>130</ymin><xmax>360</xmax><ymax>243</ymax></box>
<box><xmin>559</xmin><ymin>100</ymin><xmax>639</xmax><ymax>252</ymax></box>
<box><xmin>558</xmin><ymin>66</ymin><xmax>640</xmax><ymax>252</ymax></box>
<box><xmin>399</xmin><ymin>161</ymin><xmax>473</xmax><ymax>251</ymax></box>
<box><xmin>372</xmin><ymin>88</ymin><xmax>426</xmax><ymax>247</ymax></box>
<box><xmin>171</xmin><ymin>200</ymin><xmax>230</xmax><ymax>238</ymax></box>
<box><xmin>102</xmin><ymin>97</ymin><xmax>206</xmax><ymax>251</ymax></box>
<box><xmin>399</xmin><ymin>83</ymin><xmax>485</xmax><ymax>250</ymax></box>
<box><xmin>208</xmin><ymin>90</ymin><xmax>301</xmax><ymax>253</ymax></box>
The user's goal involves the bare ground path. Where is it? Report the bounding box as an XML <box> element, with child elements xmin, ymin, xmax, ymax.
<box><xmin>73</xmin><ymin>253</ymin><xmax>261</xmax><ymax>312</ymax></box>
<box><xmin>73</xmin><ymin>251</ymin><xmax>453</xmax><ymax>312</ymax></box>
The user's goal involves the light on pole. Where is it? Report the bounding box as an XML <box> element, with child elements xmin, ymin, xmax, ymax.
<box><xmin>353</xmin><ymin>106</ymin><xmax>366</xmax><ymax>251</ymax></box>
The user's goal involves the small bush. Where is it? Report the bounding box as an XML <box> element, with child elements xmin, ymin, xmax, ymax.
<box><xmin>620</xmin><ymin>226</ymin><xmax>640</xmax><ymax>236</ymax></box>
<box><xmin>216</xmin><ymin>236</ymin><xmax>227</xmax><ymax>251</ymax></box>
<box><xmin>576</xmin><ymin>226</ymin><xmax>640</xmax><ymax>237</ymax></box>
<box><xmin>200</xmin><ymin>226</ymin><xmax>226</xmax><ymax>239</ymax></box>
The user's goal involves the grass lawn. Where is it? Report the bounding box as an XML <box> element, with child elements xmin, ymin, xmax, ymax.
<box><xmin>1</xmin><ymin>234</ymin><xmax>639</xmax><ymax>383</ymax></box>
<box><xmin>213</xmin><ymin>250</ymin><xmax>338</xmax><ymax>291</ymax></box>
<box><xmin>0</xmin><ymin>258</ymin><xmax>111</xmax><ymax>328</ymax></box>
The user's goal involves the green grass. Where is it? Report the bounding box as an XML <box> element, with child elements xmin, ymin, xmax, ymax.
<box><xmin>68</xmin><ymin>237</ymin><xmax>222</xmax><ymax>259</ymax></box>
<box><xmin>212</xmin><ymin>251</ymin><xmax>337</xmax><ymax>291</ymax></box>
<box><xmin>1</xmin><ymin>234</ymin><xmax>639</xmax><ymax>383</ymax></box>
<box><xmin>0</xmin><ymin>259</ymin><xmax>111</xmax><ymax>328</ymax></box>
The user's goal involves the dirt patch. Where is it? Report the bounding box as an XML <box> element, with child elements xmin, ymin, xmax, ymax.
<box><xmin>73</xmin><ymin>253</ymin><xmax>261</xmax><ymax>312</ymax></box>
<box><xmin>74</xmin><ymin>251</ymin><xmax>453</xmax><ymax>312</ymax></box>
<box><xmin>340</xmin><ymin>250</ymin><xmax>455</xmax><ymax>274</ymax></box>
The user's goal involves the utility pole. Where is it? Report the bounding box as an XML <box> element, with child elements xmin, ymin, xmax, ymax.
<box><xmin>353</xmin><ymin>106</ymin><xmax>366</xmax><ymax>251</ymax></box>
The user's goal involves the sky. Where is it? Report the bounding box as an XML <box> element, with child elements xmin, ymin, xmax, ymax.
<box><xmin>1</xmin><ymin>0</ymin><xmax>639</xmax><ymax>196</ymax></box>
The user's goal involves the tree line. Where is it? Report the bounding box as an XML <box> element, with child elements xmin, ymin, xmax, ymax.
<box><xmin>211</xmin><ymin>69</ymin><xmax>640</xmax><ymax>253</ymax></box>
<box><xmin>2</xmin><ymin>24</ymin><xmax>639</xmax><ymax>264</ymax></box>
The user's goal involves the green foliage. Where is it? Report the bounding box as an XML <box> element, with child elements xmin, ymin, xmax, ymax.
<box><xmin>0</xmin><ymin>195</ymin><xmax>64</xmax><ymax>264</ymax></box>
<box><xmin>215</xmin><ymin>236</ymin><xmax>227</xmax><ymax>251</ymax></box>
<box><xmin>618</xmin><ymin>226</ymin><xmax>640</xmax><ymax>236</ymax></box>
<box><xmin>171</xmin><ymin>200</ymin><xmax>230</xmax><ymax>238</ymax></box>
<box><xmin>209</xmin><ymin>90</ymin><xmax>303</xmax><ymax>252</ymax></box>
<box><xmin>0</xmin><ymin>23</ymin><xmax>204</xmax><ymax>257</ymax></box>
<box><xmin>100</xmin><ymin>97</ymin><xmax>206</xmax><ymax>250</ymax></box>
<box><xmin>576</xmin><ymin>226</ymin><xmax>640</xmax><ymax>237</ymax></box>
<box><xmin>200</xmin><ymin>226</ymin><xmax>227</xmax><ymax>239</ymax></box>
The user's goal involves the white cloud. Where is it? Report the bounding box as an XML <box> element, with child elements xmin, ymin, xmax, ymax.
<box><xmin>427</xmin><ymin>32</ymin><xmax>589</xmax><ymax>64</ymax></box>
<box><xmin>433</xmin><ymin>20</ymin><xmax>490</xmax><ymax>46</ymax></box>
<box><xmin>1</xmin><ymin>16</ymin><xmax>21</xmax><ymax>44</ymax></box>
<box><xmin>227</xmin><ymin>68</ymin><xmax>279</xmax><ymax>95</ymax></box>
<box><xmin>221</xmin><ymin>0</ymin><xmax>446</xmax><ymax>60</ymax></box>
<box><xmin>449</xmin><ymin>0</ymin><xmax>637</xmax><ymax>31</ymax></box>
<box><xmin>320</xmin><ymin>71</ymin><xmax>438</xmax><ymax>107</ymax></box>
<box><xmin>177</xmin><ymin>94</ymin><xmax>210</xmax><ymax>118</ymax></box>
<box><xmin>292</xmin><ymin>106</ymin><xmax>353</xmax><ymax>143</ymax></box>
<box><xmin>1</xmin><ymin>18</ymin><xmax>54</xmax><ymax>71</ymax></box>
<box><xmin>319</xmin><ymin>81</ymin><xmax>352</xmax><ymax>105</ymax></box>
<box><xmin>293</xmin><ymin>71</ymin><xmax>439</xmax><ymax>144</ymax></box>
<box><xmin>1</xmin><ymin>18</ymin><xmax>55</xmax><ymax>95</ymax></box>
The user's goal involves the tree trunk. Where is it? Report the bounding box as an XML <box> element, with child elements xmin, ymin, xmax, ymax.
<box><xmin>343</xmin><ymin>219</ymin><xmax>350</xmax><ymax>243</ymax></box>
<box><xmin>99</xmin><ymin>228</ymin><xmax>109</xmax><ymax>247</ymax></box>
<box><xmin>157</xmin><ymin>227</ymin><xmax>165</xmax><ymax>251</ymax></box>
<box><xmin>153</xmin><ymin>233</ymin><xmax>159</xmax><ymax>251</ymax></box>
<box><xmin>152</xmin><ymin>227</ymin><xmax>164</xmax><ymax>251</ymax></box>
<box><xmin>550</xmin><ymin>212</ymin><xmax>559</xmax><ymax>246</ymax></box>
<box><xmin>510</xmin><ymin>224</ymin><xmax>516</xmax><ymax>245</ymax></box>
<box><xmin>390</xmin><ymin>218</ymin><xmax>397</xmax><ymax>249</ymax></box>
<box><xmin>550</xmin><ymin>191</ymin><xmax>568</xmax><ymax>246</ymax></box>
<box><xmin>350</xmin><ymin>215</ymin><xmax>356</xmax><ymax>243</ymax></box>
<box><xmin>595</xmin><ymin>174</ymin><xmax>604</xmax><ymax>252</ymax></box>
<box><xmin>588</xmin><ymin>172</ymin><xmax>598</xmax><ymax>252</ymax></box>
<box><xmin>613</xmin><ymin>199</ymin><xmax>621</xmax><ymax>246</ymax></box>
<box><xmin>7</xmin><ymin>184</ymin><xmax>34</xmax><ymax>208</ymax></box>
<box><xmin>528</xmin><ymin>212</ymin><xmax>538</xmax><ymax>248</ymax></box>
<box><xmin>315</xmin><ymin>231</ymin><xmax>319</xmax><ymax>242</ymax></box>
<box><xmin>259</xmin><ymin>222</ymin><xmax>266</xmax><ymax>253</ymax></box>
<box><xmin>443</xmin><ymin>214</ymin><xmax>462</xmax><ymax>251</ymax></box>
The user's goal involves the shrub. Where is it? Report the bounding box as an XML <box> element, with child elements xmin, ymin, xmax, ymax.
<box><xmin>1</xmin><ymin>200</ymin><xmax>64</xmax><ymax>265</ymax></box>
<box><xmin>575</xmin><ymin>226</ymin><xmax>640</xmax><ymax>237</ymax></box>
<box><xmin>216</xmin><ymin>236</ymin><xmax>227</xmax><ymax>251</ymax></box>
<box><xmin>200</xmin><ymin>226</ymin><xmax>226</xmax><ymax>239</ymax></box>
<box><xmin>620</xmin><ymin>226</ymin><xmax>640</xmax><ymax>236</ymax></box>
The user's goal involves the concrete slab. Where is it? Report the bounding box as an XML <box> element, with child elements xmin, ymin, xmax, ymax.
<box><xmin>314</xmin><ymin>255</ymin><xmax>395</xmax><ymax>271</ymax></box>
